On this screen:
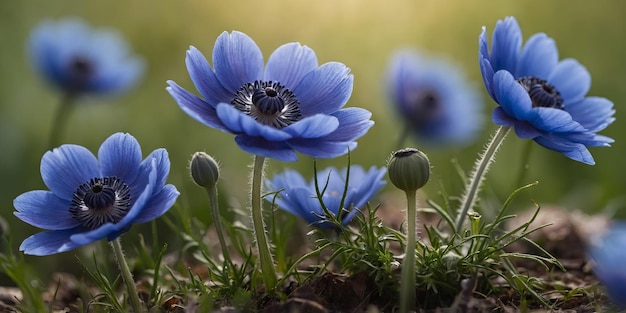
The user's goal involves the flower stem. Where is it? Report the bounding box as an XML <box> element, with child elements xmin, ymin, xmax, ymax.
<box><xmin>514</xmin><ymin>139</ymin><xmax>534</xmax><ymax>189</ymax></box>
<box><xmin>394</xmin><ymin>124</ymin><xmax>411</xmax><ymax>151</ymax></box>
<box><xmin>110</xmin><ymin>238</ymin><xmax>144</xmax><ymax>313</ymax></box>
<box><xmin>400</xmin><ymin>189</ymin><xmax>417</xmax><ymax>313</ymax></box>
<box><xmin>250</xmin><ymin>155</ymin><xmax>278</xmax><ymax>290</ymax></box>
<box><xmin>48</xmin><ymin>93</ymin><xmax>76</xmax><ymax>149</ymax></box>
<box><xmin>455</xmin><ymin>125</ymin><xmax>511</xmax><ymax>233</ymax></box>
<box><xmin>205</xmin><ymin>183</ymin><xmax>232</xmax><ymax>267</ymax></box>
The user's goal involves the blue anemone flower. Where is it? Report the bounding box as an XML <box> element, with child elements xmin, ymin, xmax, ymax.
<box><xmin>588</xmin><ymin>223</ymin><xmax>626</xmax><ymax>307</ymax></box>
<box><xmin>28</xmin><ymin>17</ymin><xmax>145</xmax><ymax>95</ymax></box>
<box><xmin>265</xmin><ymin>165</ymin><xmax>386</xmax><ymax>228</ymax></box>
<box><xmin>13</xmin><ymin>133</ymin><xmax>179</xmax><ymax>256</ymax></box>
<box><xmin>386</xmin><ymin>49</ymin><xmax>483</xmax><ymax>146</ymax></box>
<box><xmin>167</xmin><ymin>31</ymin><xmax>374</xmax><ymax>162</ymax></box>
<box><xmin>479</xmin><ymin>16</ymin><xmax>615</xmax><ymax>165</ymax></box>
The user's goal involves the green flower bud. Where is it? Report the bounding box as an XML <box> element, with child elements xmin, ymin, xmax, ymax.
<box><xmin>387</xmin><ymin>148</ymin><xmax>430</xmax><ymax>193</ymax></box>
<box><xmin>190</xmin><ymin>152</ymin><xmax>220</xmax><ymax>189</ymax></box>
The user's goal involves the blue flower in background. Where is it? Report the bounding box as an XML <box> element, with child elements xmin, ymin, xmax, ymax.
<box><xmin>588</xmin><ymin>223</ymin><xmax>626</xmax><ymax>307</ymax></box>
<box><xmin>266</xmin><ymin>165</ymin><xmax>386</xmax><ymax>228</ymax></box>
<box><xmin>479</xmin><ymin>16</ymin><xmax>614</xmax><ymax>165</ymax></box>
<box><xmin>167</xmin><ymin>31</ymin><xmax>374</xmax><ymax>162</ymax></box>
<box><xmin>386</xmin><ymin>49</ymin><xmax>483</xmax><ymax>146</ymax></box>
<box><xmin>14</xmin><ymin>133</ymin><xmax>179</xmax><ymax>256</ymax></box>
<box><xmin>28</xmin><ymin>17</ymin><xmax>145</xmax><ymax>95</ymax></box>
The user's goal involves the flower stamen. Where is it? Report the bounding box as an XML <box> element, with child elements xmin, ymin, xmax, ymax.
<box><xmin>231</xmin><ymin>80</ymin><xmax>302</xmax><ymax>128</ymax></box>
<box><xmin>69</xmin><ymin>176</ymin><xmax>131</xmax><ymax>229</ymax></box>
<box><xmin>516</xmin><ymin>76</ymin><xmax>564</xmax><ymax>109</ymax></box>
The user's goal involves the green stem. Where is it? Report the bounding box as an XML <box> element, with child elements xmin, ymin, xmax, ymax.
<box><xmin>206</xmin><ymin>183</ymin><xmax>232</xmax><ymax>267</ymax></box>
<box><xmin>110</xmin><ymin>238</ymin><xmax>145</xmax><ymax>313</ymax></box>
<box><xmin>514</xmin><ymin>139</ymin><xmax>534</xmax><ymax>189</ymax></box>
<box><xmin>250</xmin><ymin>155</ymin><xmax>278</xmax><ymax>290</ymax></box>
<box><xmin>455</xmin><ymin>126</ymin><xmax>510</xmax><ymax>233</ymax></box>
<box><xmin>394</xmin><ymin>124</ymin><xmax>411</xmax><ymax>151</ymax></box>
<box><xmin>48</xmin><ymin>93</ymin><xmax>76</xmax><ymax>149</ymax></box>
<box><xmin>400</xmin><ymin>190</ymin><xmax>417</xmax><ymax>313</ymax></box>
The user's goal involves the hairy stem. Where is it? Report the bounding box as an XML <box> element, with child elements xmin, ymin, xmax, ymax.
<box><xmin>110</xmin><ymin>238</ymin><xmax>145</xmax><ymax>313</ymax></box>
<box><xmin>206</xmin><ymin>182</ymin><xmax>232</xmax><ymax>267</ymax></box>
<box><xmin>250</xmin><ymin>155</ymin><xmax>278</xmax><ymax>290</ymax></box>
<box><xmin>455</xmin><ymin>126</ymin><xmax>511</xmax><ymax>233</ymax></box>
<box><xmin>400</xmin><ymin>190</ymin><xmax>417</xmax><ymax>313</ymax></box>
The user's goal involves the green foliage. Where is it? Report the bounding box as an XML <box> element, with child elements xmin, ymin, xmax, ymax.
<box><xmin>0</xmin><ymin>238</ymin><xmax>47</xmax><ymax>313</ymax></box>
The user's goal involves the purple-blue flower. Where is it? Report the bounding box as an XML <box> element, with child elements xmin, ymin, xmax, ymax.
<box><xmin>167</xmin><ymin>31</ymin><xmax>374</xmax><ymax>162</ymax></box>
<box><xmin>28</xmin><ymin>17</ymin><xmax>145</xmax><ymax>95</ymax></box>
<box><xmin>266</xmin><ymin>165</ymin><xmax>386</xmax><ymax>228</ymax></box>
<box><xmin>479</xmin><ymin>16</ymin><xmax>615</xmax><ymax>165</ymax></box>
<box><xmin>386</xmin><ymin>49</ymin><xmax>483</xmax><ymax>146</ymax></box>
<box><xmin>588</xmin><ymin>222</ymin><xmax>626</xmax><ymax>307</ymax></box>
<box><xmin>13</xmin><ymin>133</ymin><xmax>179</xmax><ymax>256</ymax></box>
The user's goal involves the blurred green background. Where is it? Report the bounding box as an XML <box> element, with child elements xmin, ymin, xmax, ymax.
<box><xmin>1</xmin><ymin>0</ymin><xmax>625</xmax><ymax>277</ymax></box>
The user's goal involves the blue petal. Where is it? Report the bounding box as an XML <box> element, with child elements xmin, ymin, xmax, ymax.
<box><xmin>561</xmin><ymin>132</ymin><xmax>613</xmax><ymax>147</ymax></box>
<box><xmin>526</xmin><ymin>108</ymin><xmax>585</xmax><ymax>133</ymax></box>
<box><xmin>294</xmin><ymin>62</ymin><xmax>353</xmax><ymax>116</ymax></box>
<box><xmin>215</xmin><ymin>104</ymin><xmax>292</xmax><ymax>140</ymax></box>
<box><xmin>128</xmin><ymin>148</ymin><xmax>171</xmax><ymax>203</ymax></box>
<box><xmin>489</xmin><ymin>16</ymin><xmax>521</xmax><ymax>73</ymax></box>
<box><xmin>143</xmin><ymin>149</ymin><xmax>170</xmax><ymax>188</ymax></box>
<box><xmin>234</xmin><ymin>135</ymin><xmax>297</xmax><ymax>161</ymax></box>
<box><xmin>266</xmin><ymin>169</ymin><xmax>307</xmax><ymax>196</ymax></box>
<box><xmin>491</xmin><ymin>107</ymin><xmax>517</xmax><ymax>126</ymax></box>
<box><xmin>186</xmin><ymin>46</ymin><xmax>234</xmax><ymax>105</ymax></box>
<box><xmin>479</xmin><ymin>26</ymin><xmax>497</xmax><ymax>101</ymax></box>
<box><xmin>287</xmin><ymin>138</ymin><xmax>356</xmax><ymax>159</ymax></box>
<box><xmin>167</xmin><ymin>81</ymin><xmax>229</xmax><ymax>132</ymax></box>
<box><xmin>212</xmin><ymin>31</ymin><xmax>263</xmax><ymax>92</ymax></box>
<box><xmin>41</xmin><ymin>144</ymin><xmax>99</xmax><ymax>201</ymax></box>
<box><xmin>324</xmin><ymin>108</ymin><xmax>374</xmax><ymax>142</ymax></box>
<box><xmin>548</xmin><ymin>58</ymin><xmax>591</xmax><ymax>102</ymax></box>
<box><xmin>588</xmin><ymin>224</ymin><xmax>626</xmax><ymax>307</ymax></box>
<box><xmin>273</xmin><ymin>186</ymin><xmax>311</xmax><ymax>217</ymax></box>
<box><xmin>93</xmin><ymin>54</ymin><xmax>145</xmax><ymax>94</ymax></box>
<box><xmin>69</xmin><ymin>223</ymin><xmax>117</xmax><ymax>246</ymax></box>
<box><xmin>133</xmin><ymin>184</ymin><xmax>179</xmax><ymax>224</ymax></box>
<box><xmin>282</xmin><ymin>114</ymin><xmax>338</xmax><ymax>138</ymax></box>
<box><xmin>289</xmin><ymin>188</ymin><xmax>325</xmax><ymax>225</ymax></box>
<box><xmin>567</xmin><ymin>97</ymin><xmax>615</xmax><ymax>132</ymax></box>
<box><xmin>478</xmin><ymin>26</ymin><xmax>490</xmax><ymax>64</ymax></box>
<box><xmin>315</xmin><ymin>166</ymin><xmax>344</xmax><ymax>195</ymax></box>
<box><xmin>492</xmin><ymin>70</ymin><xmax>532</xmax><ymax>120</ymax></box>
<box><xmin>517</xmin><ymin>33</ymin><xmax>558</xmax><ymax>79</ymax></box>
<box><xmin>20</xmin><ymin>227</ymin><xmax>85</xmax><ymax>256</ymax></box>
<box><xmin>14</xmin><ymin>190</ymin><xmax>78</xmax><ymax>230</ymax></box>
<box><xmin>265</xmin><ymin>42</ymin><xmax>318</xmax><ymax>89</ymax></box>
<box><xmin>513</xmin><ymin>122</ymin><xmax>542</xmax><ymax>139</ymax></box>
<box><xmin>534</xmin><ymin>135</ymin><xmax>594</xmax><ymax>165</ymax></box>
<box><xmin>98</xmin><ymin>133</ymin><xmax>142</xmax><ymax>183</ymax></box>
<box><xmin>353</xmin><ymin>166</ymin><xmax>387</xmax><ymax>208</ymax></box>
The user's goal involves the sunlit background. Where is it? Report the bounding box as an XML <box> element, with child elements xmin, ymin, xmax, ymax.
<box><xmin>1</xmin><ymin>0</ymin><xmax>625</xmax><ymax>277</ymax></box>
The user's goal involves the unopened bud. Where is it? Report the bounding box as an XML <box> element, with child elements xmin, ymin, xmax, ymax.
<box><xmin>190</xmin><ymin>152</ymin><xmax>220</xmax><ymax>189</ymax></box>
<box><xmin>387</xmin><ymin>148</ymin><xmax>430</xmax><ymax>193</ymax></box>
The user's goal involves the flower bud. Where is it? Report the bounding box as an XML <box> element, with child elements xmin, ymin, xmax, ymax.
<box><xmin>190</xmin><ymin>152</ymin><xmax>220</xmax><ymax>189</ymax></box>
<box><xmin>387</xmin><ymin>148</ymin><xmax>430</xmax><ymax>193</ymax></box>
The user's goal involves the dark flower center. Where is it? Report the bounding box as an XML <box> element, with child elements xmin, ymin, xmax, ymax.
<box><xmin>410</xmin><ymin>90</ymin><xmax>440</xmax><ymax>124</ymax></box>
<box><xmin>231</xmin><ymin>80</ymin><xmax>302</xmax><ymax>128</ymax></box>
<box><xmin>68</xmin><ymin>56</ymin><xmax>94</xmax><ymax>84</ymax></box>
<box><xmin>516</xmin><ymin>76</ymin><xmax>564</xmax><ymax>109</ymax></box>
<box><xmin>69</xmin><ymin>176</ymin><xmax>132</xmax><ymax>230</ymax></box>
